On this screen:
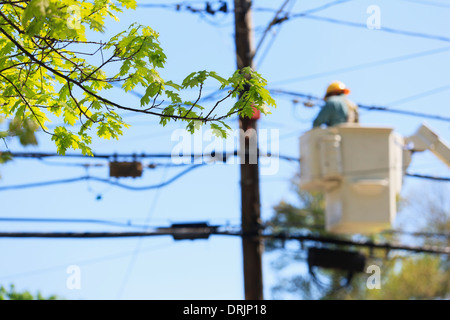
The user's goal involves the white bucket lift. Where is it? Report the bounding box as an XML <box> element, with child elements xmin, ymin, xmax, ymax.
<box><xmin>299</xmin><ymin>123</ymin><xmax>450</xmax><ymax>235</ymax></box>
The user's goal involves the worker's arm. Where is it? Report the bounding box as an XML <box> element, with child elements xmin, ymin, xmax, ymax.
<box><xmin>313</xmin><ymin>103</ymin><xmax>332</xmax><ymax>127</ymax></box>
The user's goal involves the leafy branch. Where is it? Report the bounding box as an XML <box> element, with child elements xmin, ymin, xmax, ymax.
<box><xmin>0</xmin><ymin>0</ymin><xmax>276</xmax><ymax>155</ymax></box>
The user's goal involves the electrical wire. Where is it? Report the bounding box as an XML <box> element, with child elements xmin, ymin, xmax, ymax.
<box><xmin>136</xmin><ymin>1</ymin><xmax>232</xmax><ymax>28</ymax></box>
<box><xmin>253</xmin><ymin>0</ymin><xmax>292</xmax><ymax>60</ymax></box>
<box><xmin>269</xmin><ymin>89</ymin><xmax>450</xmax><ymax>122</ymax></box>
<box><xmin>265</xmin><ymin>220</ymin><xmax>450</xmax><ymax>239</ymax></box>
<box><xmin>251</xmin><ymin>2</ymin><xmax>450</xmax><ymax>44</ymax></box>
<box><xmin>0</xmin><ymin>217</ymin><xmax>149</xmax><ymax>229</ymax></box>
<box><xmin>295</xmin><ymin>14</ymin><xmax>450</xmax><ymax>43</ymax></box>
<box><xmin>0</xmin><ymin>242</ymin><xmax>180</xmax><ymax>281</ymax></box>
<box><xmin>381</xmin><ymin>229</ymin><xmax>450</xmax><ymax>239</ymax></box>
<box><xmin>405</xmin><ymin>173</ymin><xmax>450</xmax><ymax>182</ymax></box>
<box><xmin>117</xmin><ymin>164</ymin><xmax>171</xmax><ymax>299</ymax></box>
<box><xmin>3</xmin><ymin>150</ymin><xmax>449</xmax><ymax>182</ymax></box>
<box><xmin>0</xmin><ymin>229</ymin><xmax>447</xmax><ymax>255</ymax></box>
<box><xmin>36</xmin><ymin>160</ymin><xmax>105</xmax><ymax>168</ymax></box>
<box><xmin>258</xmin><ymin>232</ymin><xmax>450</xmax><ymax>255</ymax></box>
<box><xmin>0</xmin><ymin>164</ymin><xmax>206</xmax><ymax>191</ymax></box>
<box><xmin>255</xmin><ymin>0</ymin><xmax>297</xmax><ymax>69</ymax></box>
<box><xmin>271</xmin><ymin>46</ymin><xmax>450</xmax><ymax>85</ymax></box>
<box><xmin>385</xmin><ymin>84</ymin><xmax>450</xmax><ymax>106</ymax></box>
<box><xmin>36</xmin><ymin>158</ymin><xmax>193</xmax><ymax>168</ymax></box>
<box><xmin>271</xmin><ymin>153</ymin><xmax>450</xmax><ymax>181</ymax></box>
<box><xmin>399</xmin><ymin>0</ymin><xmax>450</xmax><ymax>9</ymax></box>
<box><xmin>1</xmin><ymin>216</ymin><xmax>448</xmax><ymax>242</ymax></box>
<box><xmin>290</xmin><ymin>0</ymin><xmax>353</xmax><ymax>16</ymax></box>
<box><xmin>4</xmin><ymin>151</ymin><xmax>202</xmax><ymax>159</ymax></box>
<box><xmin>136</xmin><ymin>0</ymin><xmax>450</xmax><ymax>45</ymax></box>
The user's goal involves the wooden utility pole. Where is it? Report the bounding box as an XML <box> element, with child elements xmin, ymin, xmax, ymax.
<box><xmin>233</xmin><ymin>0</ymin><xmax>264</xmax><ymax>300</ymax></box>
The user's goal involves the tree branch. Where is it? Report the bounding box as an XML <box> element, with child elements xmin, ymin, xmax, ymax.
<box><xmin>0</xmin><ymin>25</ymin><xmax>241</xmax><ymax>124</ymax></box>
<box><xmin>0</xmin><ymin>73</ymin><xmax>54</xmax><ymax>136</ymax></box>
<box><xmin>0</xmin><ymin>9</ymin><xmax>23</xmax><ymax>34</ymax></box>
<box><xmin>67</xmin><ymin>82</ymin><xmax>99</xmax><ymax>126</ymax></box>
<box><xmin>205</xmin><ymin>86</ymin><xmax>239</xmax><ymax>119</ymax></box>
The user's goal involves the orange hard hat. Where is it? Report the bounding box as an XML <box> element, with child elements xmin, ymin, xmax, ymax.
<box><xmin>325</xmin><ymin>81</ymin><xmax>350</xmax><ymax>98</ymax></box>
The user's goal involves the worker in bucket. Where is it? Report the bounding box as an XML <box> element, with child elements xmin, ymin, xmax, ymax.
<box><xmin>313</xmin><ymin>81</ymin><xmax>359</xmax><ymax>128</ymax></box>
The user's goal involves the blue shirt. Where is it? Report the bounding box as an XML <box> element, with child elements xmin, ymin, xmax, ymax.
<box><xmin>313</xmin><ymin>95</ymin><xmax>356</xmax><ymax>128</ymax></box>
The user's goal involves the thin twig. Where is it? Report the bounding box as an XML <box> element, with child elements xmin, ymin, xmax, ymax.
<box><xmin>205</xmin><ymin>86</ymin><xmax>238</xmax><ymax>119</ymax></box>
<box><xmin>67</xmin><ymin>82</ymin><xmax>99</xmax><ymax>125</ymax></box>
<box><xmin>184</xmin><ymin>83</ymin><xmax>203</xmax><ymax>118</ymax></box>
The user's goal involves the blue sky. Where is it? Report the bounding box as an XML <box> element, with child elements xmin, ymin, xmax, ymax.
<box><xmin>0</xmin><ymin>0</ymin><xmax>449</xmax><ymax>300</ymax></box>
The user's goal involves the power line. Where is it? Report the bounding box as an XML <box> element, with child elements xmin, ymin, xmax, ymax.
<box><xmin>0</xmin><ymin>164</ymin><xmax>206</xmax><ymax>191</ymax></box>
<box><xmin>386</xmin><ymin>84</ymin><xmax>450</xmax><ymax>106</ymax></box>
<box><xmin>296</xmin><ymin>14</ymin><xmax>450</xmax><ymax>43</ymax></box>
<box><xmin>253</xmin><ymin>0</ymin><xmax>292</xmax><ymax>60</ymax></box>
<box><xmin>3</xmin><ymin>150</ymin><xmax>449</xmax><ymax>183</ymax></box>
<box><xmin>271</xmin><ymin>46</ymin><xmax>450</xmax><ymax>85</ymax></box>
<box><xmin>0</xmin><ymin>169</ymin><xmax>446</xmax><ymax>192</ymax></box>
<box><xmin>0</xmin><ymin>217</ymin><xmax>148</xmax><ymax>229</ymax></box>
<box><xmin>0</xmin><ymin>229</ymin><xmax>447</xmax><ymax>255</ymax></box>
<box><xmin>129</xmin><ymin>0</ymin><xmax>450</xmax><ymax>66</ymax></box>
<box><xmin>269</xmin><ymin>89</ymin><xmax>450</xmax><ymax>122</ymax></box>
<box><xmin>117</xmin><ymin>164</ymin><xmax>170</xmax><ymax>299</ymax></box>
<box><xmin>267</xmin><ymin>152</ymin><xmax>450</xmax><ymax>181</ymax></box>
<box><xmin>135</xmin><ymin>0</ymin><xmax>450</xmax><ymax>46</ymax></box>
<box><xmin>358</xmin><ymin>104</ymin><xmax>450</xmax><ymax>122</ymax></box>
<box><xmin>405</xmin><ymin>173</ymin><xmax>450</xmax><ymax>182</ymax></box>
<box><xmin>252</xmin><ymin>2</ymin><xmax>450</xmax><ymax>43</ymax></box>
<box><xmin>2</xmin><ymin>216</ymin><xmax>448</xmax><ymax>239</ymax></box>
<box><xmin>36</xmin><ymin>158</ymin><xmax>193</xmax><ymax>168</ymax></box>
<box><xmin>266</xmin><ymin>221</ymin><xmax>450</xmax><ymax>239</ymax></box>
<box><xmin>0</xmin><ymin>242</ymin><xmax>180</xmax><ymax>281</ymax></box>
<box><xmin>2</xmin><ymin>150</ymin><xmax>266</xmax><ymax>160</ymax></box>
<box><xmin>400</xmin><ymin>0</ymin><xmax>450</xmax><ymax>9</ymax></box>
<box><xmin>3</xmin><ymin>151</ymin><xmax>202</xmax><ymax>159</ymax></box>
<box><xmin>290</xmin><ymin>0</ymin><xmax>353</xmax><ymax>16</ymax></box>
<box><xmin>381</xmin><ymin>229</ymin><xmax>450</xmax><ymax>239</ymax></box>
<box><xmin>254</xmin><ymin>0</ymin><xmax>298</xmax><ymax>69</ymax></box>
<box><xmin>260</xmin><ymin>232</ymin><xmax>450</xmax><ymax>255</ymax></box>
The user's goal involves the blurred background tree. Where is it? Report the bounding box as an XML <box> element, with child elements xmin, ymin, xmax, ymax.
<box><xmin>0</xmin><ymin>119</ymin><xmax>60</xmax><ymax>299</ymax></box>
<box><xmin>0</xmin><ymin>284</ymin><xmax>59</xmax><ymax>300</ymax></box>
<box><xmin>265</xmin><ymin>174</ymin><xmax>449</xmax><ymax>300</ymax></box>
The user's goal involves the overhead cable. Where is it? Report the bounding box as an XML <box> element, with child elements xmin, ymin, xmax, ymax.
<box><xmin>295</xmin><ymin>14</ymin><xmax>450</xmax><ymax>43</ymax></box>
<box><xmin>0</xmin><ymin>229</ymin><xmax>448</xmax><ymax>255</ymax></box>
<box><xmin>269</xmin><ymin>89</ymin><xmax>450</xmax><ymax>122</ymax></box>
<box><xmin>271</xmin><ymin>46</ymin><xmax>450</xmax><ymax>85</ymax></box>
<box><xmin>0</xmin><ymin>164</ymin><xmax>205</xmax><ymax>191</ymax></box>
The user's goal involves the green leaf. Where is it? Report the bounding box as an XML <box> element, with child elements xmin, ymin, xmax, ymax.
<box><xmin>165</xmin><ymin>81</ymin><xmax>182</xmax><ymax>91</ymax></box>
<box><xmin>118</xmin><ymin>0</ymin><xmax>137</xmax><ymax>10</ymax></box>
<box><xmin>209</xmin><ymin>71</ymin><xmax>228</xmax><ymax>87</ymax></box>
<box><xmin>22</xmin><ymin>0</ymin><xmax>50</xmax><ymax>25</ymax></box>
<box><xmin>165</xmin><ymin>90</ymin><xmax>182</xmax><ymax>104</ymax></box>
<box><xmin>63</xmin><ymin>105</ymin><xmax>78</xmax><ymax>126</ymax></box>
<box><xmin>210</xmin><ymin>123</ymin><xmax>227</xmax><ymax>138</ymax></box>
<box><xmin>140</xmin><ymin>82</ymin><xmax>162</xmax><ymax>106</ymax></box>
<box><xmin>182</xmin><ymin>70</ymin><xmax>208</xmax><ymax>88</ymax></box>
